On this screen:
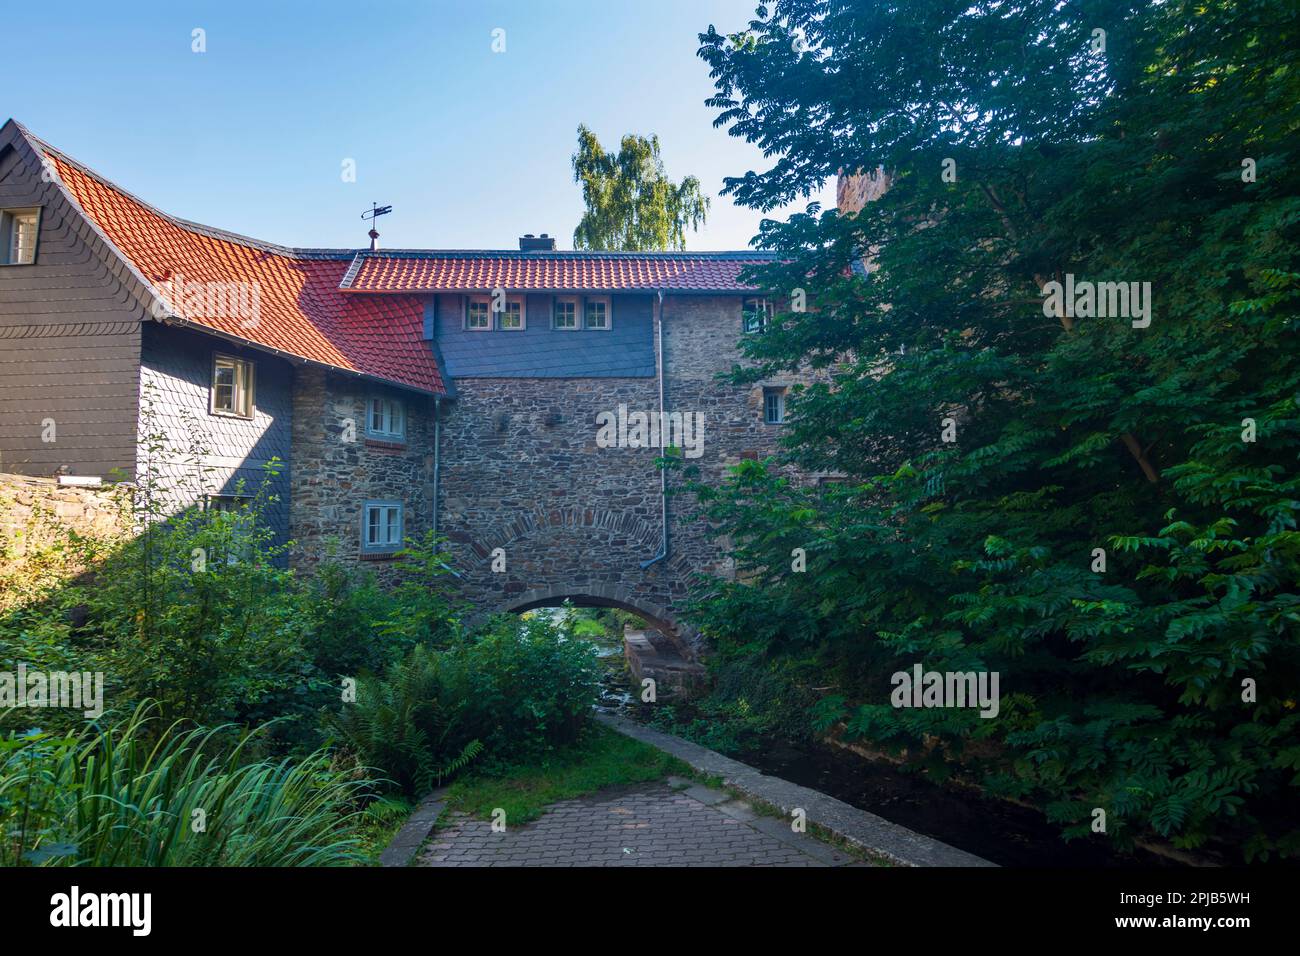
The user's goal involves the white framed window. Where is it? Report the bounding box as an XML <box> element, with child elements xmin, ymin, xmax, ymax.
<box><xmin>584</xmin><ymin>296</ymin><xmax>611</xmax><ymax>330</ymax></box>
<box><xmin>211</xmin><ymin>353</ymin><xmax>255</xmax><ymax>418</ymax></box>
<box><xmin>743</xmin><ymin>297</ymin><xmax>771</xmax><ymax>334</ymax></box>
<box><xmin>499</xmin><ymin>297</ymin><xmax>526</xmax><ymax>330</ymax></box>
<box><xmin>366</xmin><ymin>396</ymin><xmax>406</xmax><ymax>440</ymax></box>
<box><xmin>466</xmin><ymin>297</ymin><xmax>491</xmax><ymax>330</ymax></box>
<box><xmin>0</xmin><ymin>208</ymin><xmax>39</xmax><ymax>266</ymax></box>
<box><xmin>553</xmin><ymin>296</ymin><xmax>580</xmax><ymax>330</ymax></box>
<box><xmin>363</xmin><ymin>500</ymin><xmax>404</xmax><ymax>552</ymax></box>
<box><xmin>763</xmin><ymin>387</ymin><xmax>786</xmax><ymax>424</ymax></box>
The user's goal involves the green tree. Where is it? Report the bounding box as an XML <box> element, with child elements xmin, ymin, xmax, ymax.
<box><xmin>688</xmin><ymin>1</ymin><xmax>1300</xmax><ymax>858</ymax></box>
<box><xmin>571</xmin><ymin>124</ymin><xmax>709</xmax><ymax>250</ymax></box>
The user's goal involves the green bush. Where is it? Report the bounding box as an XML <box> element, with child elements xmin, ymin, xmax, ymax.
<box><xmin>328</xmin><ymin>643</ymin><xmax>484</xmax><ymax>795</ymax></box>
<box><xmin>298</xmin><ymin>556</ymin><xmax>396</xmax><ymax>680</ymax></box>
<box><xmin>81</xmin><ymin>476</ymin><xmax>319</xmax><ymax>734</ymax></box>
<box><xmin>331</xmin><ymin>614</ymin><xmax>600</xmax><ymax>795</ymax></box>
<box><xmin>446</xmin><ymin>613</ymin><xmax>601</xmax><ymax>762</ymax></box>
<box><xmin>0</xmin><ymin>705</ymin><xmax>370</xmax><ymax>867</ymax></box>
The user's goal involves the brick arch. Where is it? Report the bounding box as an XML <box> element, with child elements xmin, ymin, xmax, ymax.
<box><xmin>459</xmin><ymin>503</ymin><xmax>664</xmax><ymax>560</ymax></box>
<box><xmin>449</xmin><ymin>504</ymin><xmax>702</xmax><ymax>657</ymax></box>
<box><xmin>495</xmin><ymin>586</ymin><xmax>681</xmax><ymax>640</ymax></box>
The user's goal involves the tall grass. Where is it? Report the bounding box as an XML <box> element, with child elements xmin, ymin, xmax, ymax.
<box><xmin>0</xmin><ymin>705</ymin><xmax>371</xmax><ymax>866</ymax></box>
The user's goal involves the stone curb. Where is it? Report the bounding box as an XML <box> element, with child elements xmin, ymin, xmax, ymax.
<box><xmin>379</xmin><ymin>788</ymin><xmax>449</xmax><ymax>867</ymax></box>
<box><xmin>596</xmin><ymin>713</ymin><xmax>996</xmax><ymax>868</ymax></box>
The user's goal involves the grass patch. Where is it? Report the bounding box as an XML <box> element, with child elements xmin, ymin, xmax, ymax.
<box><xmin>355</xmin><ymin>795</ymin><xmax>415</xmax><ymax>865</ymax></box>
<box><xmin>442</xmin><ymin>721</ymin><xmax>688</xmax><ymax>826</ymax></box>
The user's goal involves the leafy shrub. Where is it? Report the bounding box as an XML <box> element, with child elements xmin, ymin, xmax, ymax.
<box><xmin>328</xmin><ymin>643</ymin><xmax>484</xmax><ymax>795</ymax></box>
<box><xmin>79</xmin><ymin>476</ymin><xmax>314</xmax><ymax>732</ymax></box>
<box><xmin>298</xmin><ymin>557</ymin><xmax>394</xmax><ymax>679</ymax></box>
<box><xmin>331</xmin><ymin>614</ymin><xmax>600</xmax><ymax>795</ymax></box>
<box><xmin>0</xmin><ymin>705</ymin><xmax>370</xmax><ymax>867</ymax></box>
<box><xmin>445</xmin><ymin>613</ymin><xmax>601</xmax><ymax>763</ymax></box>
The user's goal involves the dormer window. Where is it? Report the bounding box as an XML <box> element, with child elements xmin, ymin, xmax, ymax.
<box><xmin>584</xmin><ymin>296</ymin><xmax>611</xmax><ymax>330</ymax></box>
<box><xmin>553</xmin><ymin>296</ymin><xmax>580</xmax><ymax>330</ymax></box>
<box><xmin>466</xmin><ymin>298</ymin><xmax>491</xmax><ymax>331</ymax></box>
<box><xmin>0</xmin><ymin>208</ymin><xmax>39</xmax><ymax>265</ymax></box>
<box><xmin>499</xmin><ymin>298</ymin><xmax>525</xmax><ymax>330</ymax></box>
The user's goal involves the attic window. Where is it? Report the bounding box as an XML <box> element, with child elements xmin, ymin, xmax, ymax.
<box><xmin>499</xmin><ymin>298</ymin><xmax>525</xmax><ymax>330</ymax></box>
<box><xmin>553</xmin><ymin>296</ymin><xmax>579</xmax><ymax>330</ymax></box>
<box><xmin>584</xmin><ymin>296</ymin><xmax>611</xmax><ymax>330</ymax></box>
<box><xmin>0</xmin><ymin>208</ymin><xmax>39</xmax><ymax>265</ymax></box>
<box><xmin>466</xmin><ymin>298</ymin><xmax>491</xmax><ymax>331</ymax></box>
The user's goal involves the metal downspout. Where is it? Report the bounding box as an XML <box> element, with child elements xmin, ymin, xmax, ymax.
<box><xmin>641</xmin><ymin>290</ymin><xmax>669</xmax><ymax>570</ymax></box>
<box><xmin>432</xmin><ymin>395</ymin><xmax>442</xmax><ymax>533</ymax></box>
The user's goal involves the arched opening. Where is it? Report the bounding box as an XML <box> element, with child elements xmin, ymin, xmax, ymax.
<box><xmin>507</xmin><ymin>592</ymin><xmax>677</xmax><ymax>642</ymax></box>
<box><xmin>500</xmin><ymin>590</ymin><xmax>706</xmax><ymax>706</ymax></box>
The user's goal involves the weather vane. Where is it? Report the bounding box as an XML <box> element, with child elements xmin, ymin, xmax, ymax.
<box><xmin>361</xmin><ymin>202</ymin><xmax>392</xmax><ymax>251</ymax></box>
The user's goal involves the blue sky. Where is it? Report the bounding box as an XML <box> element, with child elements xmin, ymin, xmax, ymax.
<box><xmin>3</xmin><ymin>0</ymin><xmax>834</xmax><ymax>251</ymax></box>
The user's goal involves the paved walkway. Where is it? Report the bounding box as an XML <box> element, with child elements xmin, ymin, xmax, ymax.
<box><xmin>418</xmin><ymin>778</ymin><xmax>859</xmax><ymax>867</ymax></box>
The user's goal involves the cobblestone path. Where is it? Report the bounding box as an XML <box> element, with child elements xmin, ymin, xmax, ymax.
<box><xmin>419</xmin><ymin>778</ymin><xmax>860</xmax><ymax>867</ymax></box>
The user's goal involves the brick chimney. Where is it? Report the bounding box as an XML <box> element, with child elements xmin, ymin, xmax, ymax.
<box><xmin>519</xmin><ymin>233</ymin><xmax>556</xmax><ymax>251</ymax></box>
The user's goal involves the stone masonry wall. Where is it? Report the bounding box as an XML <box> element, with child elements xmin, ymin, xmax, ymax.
<box><xmin>0</xmin><ymin>472</ymin><xmax>131</xmax><ymax>609</ymax></box>
<box><xmin>288</xmin><ymin>367</ymin><xmax>437</xmax><ymax>584</ymax></box>
<box><xmin>437</xmin><ymin>294</ymin><xmax>811</xmax><ymax>654</ymax></box>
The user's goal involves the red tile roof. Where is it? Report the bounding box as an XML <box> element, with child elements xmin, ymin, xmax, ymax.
<box><xmin>343</xmin><ymin>250</ymin><xmax>775</xmax><ymax>293</ymax></box>
<box><xmin>18</xmin><ymin>123</ymin><xmax>774</xmax><ymax>397</ymax></box>
<box><xmin>38</xmin><ymin>146</ymin><xmax>446</xmax><ymax>395</ymax></box>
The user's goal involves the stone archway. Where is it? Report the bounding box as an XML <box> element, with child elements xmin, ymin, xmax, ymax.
<box><xmin>495</xmin><ymin>585</ymin><xmax>682</xmax><ymax>647</ymax></box>
<box><xmin>445</xmin><ymin>503</ymin><xmax>704</xmax><ymax>658</ymax></box>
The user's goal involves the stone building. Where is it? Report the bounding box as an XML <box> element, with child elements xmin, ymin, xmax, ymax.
<box><xmin>0</xmin><ymin>119</ymin><xmax>803</xmax><ymax>653</ymax></box>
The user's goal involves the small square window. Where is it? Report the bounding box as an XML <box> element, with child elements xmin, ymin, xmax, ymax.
<box><xmin>500</xmin><ymin>299</ymin><xmax>525</xmax><ymax>330</ymax></box>
<box><xmin>363</xmin><ymin>500</ymin><xmax>404</xmax><ymax>552</ymax></box>
<box><xmin>211</xmin><ymin>354</ymin><xmax>255</xmax><ymax>418</ymax></box>
<box><xmin>584</xmin><ymin>297</ymin><xmax>611</xmax><ymax>330</ymax></box>
<box><xmin>763</xmin><ymin>387</ymin><xmax>786</xmax><ymax>424</ymax></box>
<box><xmin>553</xmin><ymin>297</ymin><xmax>579</xmax><ymax>330</ymax></box>
<box><xmin>0</xmin><ymin>208</ymin><xmax>39</xmax><ymax>266</ymax></box>
<box><xmin>367</xmin><ymin>396</ymin><xmax>406</xmax><ymax>440</ymax></box>
<box><xmin>743</xmin><ymin>297</ymin><xmax>771</xmax><ymax>334</ymax></box>
<box><xmin>466</xmin><ymin>298</ymin><xmax>491</xmax><ymax>330</ymax></box>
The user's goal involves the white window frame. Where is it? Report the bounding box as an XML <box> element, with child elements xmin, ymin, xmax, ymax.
<box><xmin>743</xmin><ymin>297</ymin><xmax>771</xmax><ymax>334</ymax></box>
<box><xmin>0</xmin><ymin>208</ymin><xmax>40</xmax><ymax>266</ymax></box>
<box><xmin>366</xmin><ymin>395</ymin><xmax>406</xmax><ymax>441</ymax></box>
<box><xmin>763</xmin><ymin>387</ymin><xmax>786</xmax><ymax>425</ymax></box>
<box><xmin>584</xmin><ymin>295</ymin><xmax>612</xmax><ymax>330</ymax></box>
<box><xmin>498</xmin><ymin>296</ymin><xmax>526</xmax><ymax>331</ymax></box>
<box><xmin>362</xmin><ymin>500</ymin><xmax>404</xmax><ymax>552</ymax></box>
<box><xmin>465</xmin><ymin>296</ymin><xmax>492</xmax><ymax>331</ymax></box>
<box><xmin>552</xmin><ymin>296</ymin><xmax>580</xmax><ymax>331</ymax></box>
<box><xmin>210</xmin><ymin>353</ymin><xmax>255</xmax><ymax>419</ymax></box>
